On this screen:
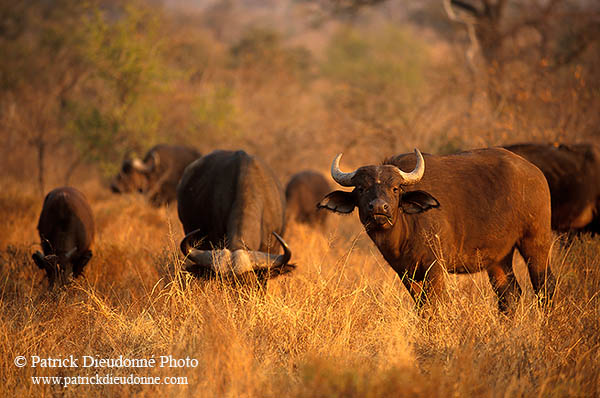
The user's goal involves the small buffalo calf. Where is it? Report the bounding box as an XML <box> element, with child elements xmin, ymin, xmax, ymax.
<box><xmin>32</xmin><ymin>187</ymin><xmax>95</xmax><ymax>289</ymax></box>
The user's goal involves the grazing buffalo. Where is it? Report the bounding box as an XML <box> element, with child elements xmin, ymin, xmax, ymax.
<box><xmin>32</xmin><ymin>187</ymin><xmax>95</xmax><ymax>289</ymax></box>
<box><xmin>504</xmin><ymin>143</ymin><xmax>600</xmax><ymax>234</ymax></box>
<box><xmin>318</xmin><ymin>148</ymin><xmax>556</xmax><ymax>311</ymax></box>
<box><xmin>177</xmin><ymin>150</ymin><xmax>295</xmax><ymax>283</ymax></box>
<box><xmin>285</xmin><ymin>170</ymin><xmax>331</xmax><ymax>227</ymax></box>
<box><xmin>111</xmin><ymin>144</ymin><xmax>201</xmax><ymax>206</ymax></box>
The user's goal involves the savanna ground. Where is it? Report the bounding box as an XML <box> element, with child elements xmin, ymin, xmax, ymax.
<box><xmin>1</xmin><ymin>0</ymin><xmax>600</xmax><ymax>396</ymax></box>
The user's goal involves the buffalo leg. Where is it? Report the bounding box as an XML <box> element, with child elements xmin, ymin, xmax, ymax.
<box><xmin>422</xmin><ymin>262</ymin><xmax>448</xmax><ymax>306</ymax></box>
<box><xmin>518</xmin><ymin>236</ymin><xmax>555</xmax><ymax>307</ymax></box>
<box><xmin>400</xmin><ymin>262</ymin><xmax>447</xmax><ymax>308</ymax></box>
<box><xmin>400</xmin><ymin>276</ymin><xmax>426</xmax><ymax>307</ymax></box>
<box><xmin>487</xmin><ymin>252</ymin><xmax>521</xmax><ymax>313</ymax></box>
<box><xmin>73</xmin><ymin>250</ymin><xmax>93</xmax><ymax>278</ymax></box>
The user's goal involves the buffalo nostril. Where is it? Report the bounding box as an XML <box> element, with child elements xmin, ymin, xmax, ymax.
<box><xmin>369</xmin><ymin>200</ymin><xmax>389</xmax><ymax>213</ymax></box>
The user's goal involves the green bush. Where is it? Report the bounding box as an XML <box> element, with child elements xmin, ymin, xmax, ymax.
<box><xmin>323</xmin><ymin>25</ymin><xmax>426</xmax><ymax>95</ymax></box>
<box><xmin>321</xmin><ymin>25</ymin><xmax>430</xmax><ymax>149</ymax></box>
<box><xmin>191</xmin><ymin>85</ymin><xmax>238</xmax><ymax>140</ymax></box>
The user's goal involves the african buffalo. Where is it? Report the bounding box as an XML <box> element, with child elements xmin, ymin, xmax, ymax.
<box><xmin>111</xmin><ymin>144</ymin><xmax>201</xmax><ymax>206</ymax></box>
<box><xmin>504</xmin><ymin>143</ymin><xmax>600</xmax><ymax>234</ymax></box>
<box><xmin>285</xmin><ymin>170</ymin><xmax>330</xmax><ymax>227</ymax></box>
<box><xmin>177</xmin><ymin>150</ymin><xmax>295</xmax><ymax>283</ymax></box>
<box><xmin>318</xmin><ymin>148</ymin><xmax>556</xmax><ymax>311</ymax></box>
<box><xmin>32</xmin><ymin>187</ymin><xmax>95</xmax><ymax>289</ymax></box>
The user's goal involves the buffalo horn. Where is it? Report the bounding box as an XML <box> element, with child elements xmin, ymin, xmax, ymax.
<box><xmin>149</xmin><ymin>152</ymin><xmax>160</xmax><ymax>169</ymax></box>
<box><xmin>331</xmin><ymin>153</ymin><xmax>357</xmax><ymax>186</ymax></box>
<box><xmin>180</xmin><ymin>228</ymin><xmax>204</xmax><ymax>255</ymax></box>
<box><xmin>131</xmin><ymin>158</ymin><xmax>152</xmax><ymax>173</ymax></box>
<box><xmin>182</xmin><ymin>232</ymin><xmax>292</xmax><ymax>275</ymax></box>
<box><xmin>395</xmin><ymin>148</ymin><xmax>425</xmax><ymax>185</ymax></box>
<box><xmin>244</xmin><ymin>232</ymin><xmax>291</xmax><ymax>269</ymax></box>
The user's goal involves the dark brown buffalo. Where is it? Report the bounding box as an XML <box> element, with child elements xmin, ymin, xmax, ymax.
<box><xmin>111</xmin><ymin>144</ymin><xmax>201</xmax><ymax>206</ymax></box>
<box><xmin>318</xmin><ymin>148</ymin><xmax>556</xmax><ymax>312</ymax></box>
<box><xmin>32</xmin><ymin>187</ymin><xmax>95</xmax><ymax>289</ymax></box>
<box><xmin>504</xmin><ymin>143</ymin><xmax>600</xmax><ymax>234</ymax></box>
<box><xmin>285</xmin><ymin>170</ymin><xmax>330</xmax><ymax>227</ymax></box>
<box><xmin>177</xmin><ymin>150</ymin><xmax>295</xmax><ymax>282</ymax></box>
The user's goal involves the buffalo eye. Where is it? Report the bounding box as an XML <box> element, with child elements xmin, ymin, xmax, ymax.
<box><xmin>393</xmin><ymin>187</ymin><xmax>399</xmax><ymax>194</ymax></box>
<box><xmin>356</xmin><ymin>187</ymin><xmax>364</xmax><ymax>194</ymax></box>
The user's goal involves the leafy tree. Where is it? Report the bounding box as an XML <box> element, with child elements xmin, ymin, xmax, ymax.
<box><xmin>66</xmin><ymin>3</ymin><xmax>165</xmax><ymax>176</ymax></box>
<box><xmin>0</xmin><ymin>1</ymin><xmax>167</xmax><ymax>190</ymax></box>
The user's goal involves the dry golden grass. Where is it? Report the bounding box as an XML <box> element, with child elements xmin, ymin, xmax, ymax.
<box><xmin>0</xmin><ymin>177</ymin><xmax>599</xmax><ymax>397</ymax></box>
<box><xmin>1</xmin><ymin>1</ymin><xmax>599</xmax><ymax>395</ymax></box>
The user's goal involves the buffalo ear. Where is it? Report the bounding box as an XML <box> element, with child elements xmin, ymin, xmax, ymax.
<box><xmin>317</xmin><ymin>191</ymin><xmax>356</xmax><ymax>214</ymax></box>
<box><xmin>122</xmin><ymin>160</ymin><xmax>133</xmax><ymax>173</ymax></box>
<box><xmin>400</xmin><ymin>190</ymin><xmax>440</xmax><ymax>214</ymax></box>
<box><xmin>32</xmin><ymin>251</ymin><xmax>49</xmax><ymax>271</ymax></box>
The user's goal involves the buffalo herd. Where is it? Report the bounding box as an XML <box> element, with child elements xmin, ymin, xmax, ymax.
<box><xmin>31</xmin><ymin>142</ymin><xmax>600</xmax><ymax>313</ymax></box>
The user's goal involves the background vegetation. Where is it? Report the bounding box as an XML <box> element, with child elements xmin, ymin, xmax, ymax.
<box><xmin>1</xmin><ymin>0</ymin><xmax>599</xmax><ymax>396</ymax></box>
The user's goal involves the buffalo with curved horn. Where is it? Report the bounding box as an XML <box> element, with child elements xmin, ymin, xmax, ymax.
<box><xmin>319</xmin><ymin>148</ymin><xmax>555</xmax><ymax>312</ymax></box>
<box><xmin>111</xmin><ymin>144</ymin><xmax>201</xmax><ymax>206</ymax></box>
<box><xmin>331</xmin><ymin>149</ymin><xmax>425</xmax><ymax>186</ymax></box>
<box><xmin>181</xmin><ymin>230</ymin><xmax>292</xmax><ymax>279</ymax></box>
<box><xmin>177</xmin><ymin>150</ymin><xmax>295</xmax><ymax>283</ymax></box>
